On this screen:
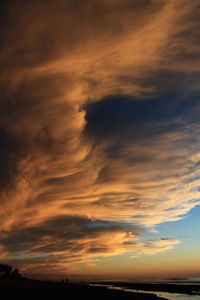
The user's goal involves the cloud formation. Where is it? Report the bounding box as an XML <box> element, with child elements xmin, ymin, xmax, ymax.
<box><xmin>0</xmin><ymin>0</ymin><xmax>200</xmax><ymax>277</ymax></box>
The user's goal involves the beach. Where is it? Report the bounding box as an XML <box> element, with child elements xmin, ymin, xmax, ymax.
<box><xmin>0</xmin><ymin>279</ymin><xmax>166</xmax><ymax>299</ymax></box>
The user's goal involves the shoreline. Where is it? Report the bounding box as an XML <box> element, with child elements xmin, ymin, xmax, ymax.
<box><xmin>1</xmin><ymin>278</ymin><xmax>200</xmax><ymax>299</ymax></box>
<box><xmin>0</xmin><ymin>279</ymin><xmax>166</xmax><ymax>299</ymax></box>
<box><xmin>89</xmin><ymin>281</ymin><xmax>200</xmax><ymax>295</ymax></box>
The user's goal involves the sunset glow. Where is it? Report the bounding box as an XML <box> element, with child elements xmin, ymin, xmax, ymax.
<box><xmin>0</xmin><ymin>0</ymin><xmax>200</xmax><ymax>280</ymax></box>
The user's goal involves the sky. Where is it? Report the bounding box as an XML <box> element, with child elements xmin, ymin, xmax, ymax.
<box><xmin>0</xmin><ymin>0</ymin><xmax>200</xmax><ymax>280</ymax></box>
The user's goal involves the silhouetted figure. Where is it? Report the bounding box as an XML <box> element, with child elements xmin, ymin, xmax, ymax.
<box><xmin>61</xmin><ymin>277</ymin><xmax>69</xmax><ymax>285</ymax></box>
<box><xmin>65</xmin><ymin>277</ymin><xmax>69</xmax><ymax>284</ymax></box>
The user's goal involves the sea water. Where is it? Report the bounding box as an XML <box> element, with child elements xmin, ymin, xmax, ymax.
<box><xmin>90</xmin><ymin>283</ymin><xmax>200</xmax><ymax>300</ymax></box>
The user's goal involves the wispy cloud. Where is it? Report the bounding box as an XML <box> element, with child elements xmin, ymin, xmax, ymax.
<box><xmin>0</xmin><ymin>0</ymin><xmax>200</xmax><ymax>277</ymax></box>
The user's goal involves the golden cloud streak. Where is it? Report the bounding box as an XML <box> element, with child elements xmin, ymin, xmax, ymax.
<box><xmin>0</xmin><ymin>0</ymin><xmax>200</xmax><ymax>276</ymax></box>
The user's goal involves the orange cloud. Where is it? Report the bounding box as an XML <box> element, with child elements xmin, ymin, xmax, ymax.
<box><xmin>0</xmin><ymin>0</ymin><xmax>200</xmax><ymax>277</ymax></box>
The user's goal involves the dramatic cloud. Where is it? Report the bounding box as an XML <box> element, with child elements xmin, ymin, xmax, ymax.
<box><xmin>0</xmin><ymin>0</ymin><xmax>200</xmax><ymax>278</ymax></box>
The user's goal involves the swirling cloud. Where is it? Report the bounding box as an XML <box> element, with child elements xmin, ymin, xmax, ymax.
<box><xmin>0</xmin><ymin>0</ymin><xmax>200</xmax><ymax>278</ymax></box>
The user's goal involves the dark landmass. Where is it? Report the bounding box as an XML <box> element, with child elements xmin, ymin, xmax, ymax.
<box><xmin>1</xmin><ymin>264</ymin><xmax>199</xmax><ymax>299</ymax></box>
<box><xmin>0</xmin><ymin>278</ymin><xmax>167</xmax><ymax>300</ymax></box>
<box><xmin>90</xmin><ymin>281</ymin><xmax>200</xmax><ymax>295</ymax></box>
